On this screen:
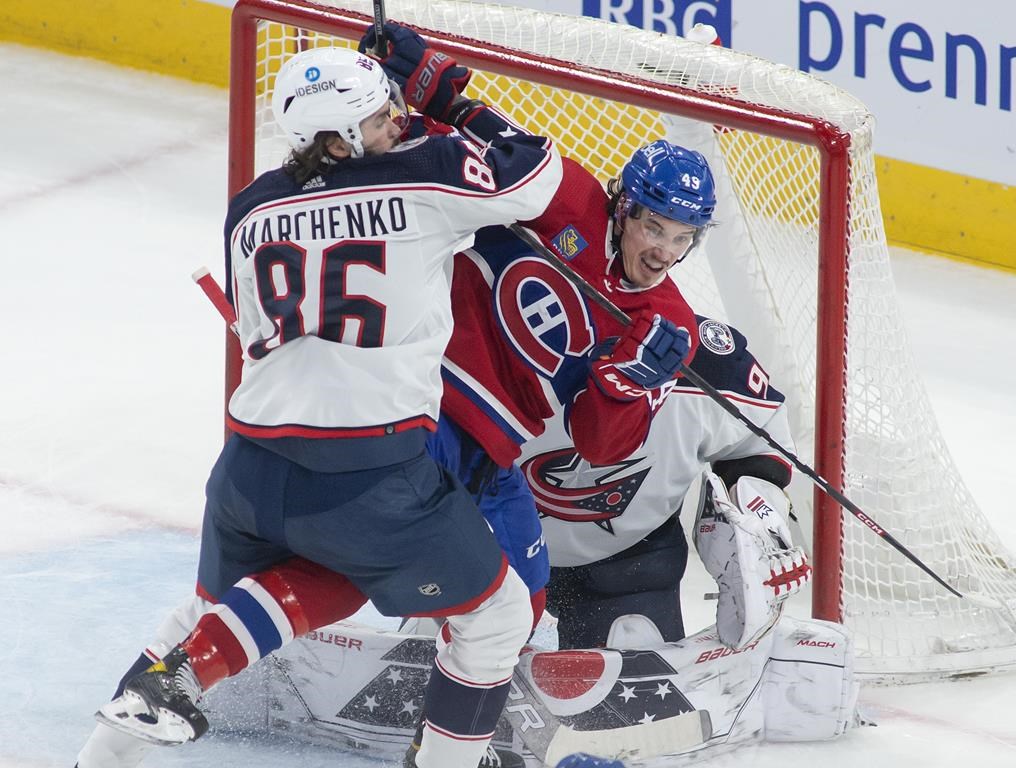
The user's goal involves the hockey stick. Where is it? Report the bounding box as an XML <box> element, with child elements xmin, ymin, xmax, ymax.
<box><xmin>192</xmin><ymin>267</ymin><xmax>238</xmax><ymax>337</ymax></box>
<box><xmin>192</xmin><ymin>236</ymin><xmax>974</xmax><ymax>604</ymax></box>
<box><xmin>370</xmin><ymin>0</ymin><xmax>387</xmax><ymax>57</ymax></box>
<box><xmin>507</xmin><ymin>651</ymin><xmax>712</xmax><ymax>765</ymax></box>
<box><xmin>504</xmin><ymin>224</ymin><xmax>981</xmax><ymax>605</ymax></box>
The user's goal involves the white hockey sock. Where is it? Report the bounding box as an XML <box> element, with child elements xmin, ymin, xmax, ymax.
<box><xmin>416</xmin><ymin>722</ymin><xmax>492</xmax><ymax>768</ymax></box>
<box><xmin>76</xmin><ymin>723</ymin><xmax>153</xmax><ymax>768</ymax></box>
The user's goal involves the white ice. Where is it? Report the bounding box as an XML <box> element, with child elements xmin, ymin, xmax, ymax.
<box><xmin>1</xmin><ymin>44</ymin><xmax>1015</xmax><ymax>768</ymax></box>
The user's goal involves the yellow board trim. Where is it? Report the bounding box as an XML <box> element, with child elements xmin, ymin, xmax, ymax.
<box><xmin>3</xmin><ymin>0</ymin><xmax>1013</xmax><ymax>269</ymax></box>
<box><xmin>877</xmin><ymin>157</ymin><xmax>1015</xmax><ymax>272</ymax></box>
<box><xmin>0</xmin><ymin>0</ymin><xmax>231</xmax><ymax>87</ymax></box>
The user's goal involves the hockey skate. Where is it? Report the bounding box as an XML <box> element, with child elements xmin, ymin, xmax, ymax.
<box><xmin>95</xmin><ymin>646</ymin><xmax>208</xmax><ymax>746</ymax></box>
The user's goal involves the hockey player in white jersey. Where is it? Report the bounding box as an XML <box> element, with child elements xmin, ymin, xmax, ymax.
<box><xmin>85</xmin><ymin>43</ymin><xmax>564</xmax><ymax>768</ymax></box>
<box><xmin>522</xmin><ymin>315</ymin><xmax>811</xmax><ymax>650</ymax></box>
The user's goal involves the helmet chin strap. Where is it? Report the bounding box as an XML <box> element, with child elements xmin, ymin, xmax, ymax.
<box><xmin>343</xmin><ymin>127</ymin><xmax>366</xmax><ymax>159</ymax></box>
<box><xmin>608</xmin><ymin>236</ymin><xmax>636</xmax><ymax>287</ymax></box>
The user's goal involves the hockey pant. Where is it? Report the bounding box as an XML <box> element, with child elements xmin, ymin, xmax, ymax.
<box><xmin>426</xmin><ymin>415</ymin><xmax>550</xmax><ymax>596</ymax></box>
<box><xmin>546</xmin><ymin>512</ymin><xmax>688</xmax><ymax>648</ymax></box>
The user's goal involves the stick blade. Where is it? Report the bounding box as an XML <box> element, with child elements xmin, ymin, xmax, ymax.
<box><xmin>544</xmin><ymin>709</ymin><xmax>712</xmax><ymax>766</ymax></box>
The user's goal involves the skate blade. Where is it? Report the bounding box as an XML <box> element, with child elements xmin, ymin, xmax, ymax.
<box><xmin>95</xmin><ymin>691</ymin><xmax>199</xmax><ymax>746</ymax></box>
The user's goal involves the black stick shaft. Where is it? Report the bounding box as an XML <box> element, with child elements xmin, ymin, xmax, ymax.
<box><xmin>371</xmin><ymin>0</ymin><xmax>387</xmax><ymax>57</ymax></box>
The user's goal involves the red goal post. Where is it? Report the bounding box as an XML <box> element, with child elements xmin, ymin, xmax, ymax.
<box><xmin>226</xmin><ymin>0</ymin><xmax>1016</xmax><ymax>682</ymax></box>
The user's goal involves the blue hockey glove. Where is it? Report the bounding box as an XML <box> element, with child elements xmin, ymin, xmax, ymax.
<box><xmin>556</xmin><ymin>754</ymin><xmax>626</xmax><ymax>768</ymax></box>
<box><xmin>590</xmin><ymin>312</ymin><xmax>690</xmax><ymax>401</ymax></box>
<box><xmin>359</xmin><ymin>22</ymin><xmax>471</xmax><ymax>120</ymax></box>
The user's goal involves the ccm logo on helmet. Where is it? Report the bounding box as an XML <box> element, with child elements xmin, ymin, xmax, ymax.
<box><xmin>642</xmin><ymin>143</ymin><xmax>669</xmax><ymax>163</ymax></box>
<box><xmin>673</xmin><ymin>198</ymin><xmax>704</xmax><ymax>211</ymax></box>
<box><xmin>412</xmin><ymin>52</ymin><xmax>450</xmax><ymax>104</ymax></box>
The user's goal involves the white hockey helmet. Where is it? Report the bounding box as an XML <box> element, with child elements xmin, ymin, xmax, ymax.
<box><xmin>271</xmin><ymin>47</ymin><xmax>396</xmax><ymax>158</ymax></box>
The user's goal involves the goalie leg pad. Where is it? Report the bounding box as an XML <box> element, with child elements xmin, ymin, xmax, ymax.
<box><xmin>604</xmin><ymin>614</ymin><xmax>666</xmax><ymax>649</ymax></box>
<box><xmin>230</xmin><ymin>615</ymin><xmax>849</xmax><ymax>762</ymax></box>
<box><xmin>761</xmin><ymin>615</ymin><xmax>858</xmax><ymax>741</ymax></box>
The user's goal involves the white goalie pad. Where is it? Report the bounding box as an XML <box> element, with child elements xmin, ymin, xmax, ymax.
<box><xmin>694</xmin><ymin>471</ymin><xmax>811</xmax><ymax>649</ymax></box>
<box><xmin>763</xmin><ymin>615</ymin><xmax>859</xmax><ymax>741</ymax></box>
<box><xmin>201</xmin><ymin>612</ymin><xmax>855</xmax><ymax>767</ymax></box>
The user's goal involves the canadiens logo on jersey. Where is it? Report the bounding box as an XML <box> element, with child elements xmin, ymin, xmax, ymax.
<box><xmin>552</xmin><ymin>225</ymin><xmax>588</xmax><ymax>260</ymax></box>
<box><xmin>521</xmin><ymin>448</ymin><xmax>650</xmax><ymax>531</ymax></box>
<box><xmin>495</xmin><ymin>256</ymin><xmax>595</xmax><ymax>377</ymax></box>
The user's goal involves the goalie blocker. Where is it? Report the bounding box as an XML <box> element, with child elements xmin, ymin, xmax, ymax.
<box><xmin>200</xmin><ymin>612</ymin><xmax>857</xmax><ymax>765</ymax></box>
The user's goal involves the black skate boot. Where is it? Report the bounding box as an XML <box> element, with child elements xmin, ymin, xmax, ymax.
<box><xmin>95</xmin><ymin>646</ymin><xmax>208</xmax><ymax>746</ymax></box>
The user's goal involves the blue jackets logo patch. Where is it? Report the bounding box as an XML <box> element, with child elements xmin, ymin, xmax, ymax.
<box><xmin>552</xmin><ymin>225</ymin><xmax>588</xmax><ymax>260</ymax></box>
<box><xmin>699</xmin><ymin>319</ymin><xmax>735</xmax><ymax>355</ymax></box>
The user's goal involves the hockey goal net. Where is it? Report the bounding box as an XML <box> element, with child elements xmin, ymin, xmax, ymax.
<box><xmin>228</xmin><ymin>0</ymin><xmax>1016</xmax><ymax>682</ymax></box>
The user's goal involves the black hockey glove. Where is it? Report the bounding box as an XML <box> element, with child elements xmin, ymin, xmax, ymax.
<box><xmin>590</xmin><ymin>312</ymin><xmax>690</xmax><ymax>400</ymax></box>
<box><xmin>359</xmin><ymin>22</ymin><xmax>471</xmax><ymax>121</ymax></box>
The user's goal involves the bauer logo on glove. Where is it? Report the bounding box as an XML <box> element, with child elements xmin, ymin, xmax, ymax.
<box><xmin>358</xmin><ymin>21</ymin><xmax>472</xmax><ymax>120</ymax></box>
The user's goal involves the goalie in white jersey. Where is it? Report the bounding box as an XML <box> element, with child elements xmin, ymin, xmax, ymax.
<box><xmin>520</xmin><ymin>315</ymin><xmax>812</xmax><ymax>650</ymax></box>
<box><xmin>87</xmin><ymin>43</ymin><xmax>564</xmax><ymax>768</ymax></box>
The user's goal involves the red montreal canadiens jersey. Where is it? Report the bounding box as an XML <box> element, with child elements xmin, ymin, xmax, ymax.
<box><xmin>224</xmin><ymin>132</ymin><xmax>562</xmax><ymax>439</ymax></box>
<box><xmin>519</xmin><ymin>317</ymin><xmax>795</xmax><ymax>566</ymax></box>
<box><xmin>440</xmin><ymin>157</ymin><xmax>698</xmax><ymax>467</ymax></box>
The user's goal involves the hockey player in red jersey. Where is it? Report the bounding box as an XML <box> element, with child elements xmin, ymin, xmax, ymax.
<box><xmin>440</xmin><ymin>138</ymin><xmax>710</xmax><ymax>472</ymax></box>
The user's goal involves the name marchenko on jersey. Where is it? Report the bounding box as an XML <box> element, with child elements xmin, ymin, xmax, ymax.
<box><xmin>237</xmin><ymin>195</ymin><xmax>409</xmax><ymax>259</ymax></box>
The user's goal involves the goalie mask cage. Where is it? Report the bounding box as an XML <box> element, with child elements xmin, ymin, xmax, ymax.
<box><xmin>228</xmin><ymin>0</ymin><xmax>1016</xmax><ymax>683</ymax></box>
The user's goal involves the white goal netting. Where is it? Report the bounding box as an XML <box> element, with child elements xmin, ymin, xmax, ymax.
<box><xmin>232</xmin><ymin>0</ymin><xmax>1016</xmax><ymax>681</ymax></box>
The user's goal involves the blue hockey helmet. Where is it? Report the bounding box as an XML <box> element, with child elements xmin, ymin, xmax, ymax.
<box><xmin>617</xmin><ymin>140</ymin><xmax>716</xmax><ymax>228</ymax></box>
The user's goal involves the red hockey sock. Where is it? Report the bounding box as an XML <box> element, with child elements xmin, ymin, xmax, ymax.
<box><xmin>183</xmin><ymin>557</ymin><xmax>368</xmax><ymax>691</ymax></box>
<box><xmin>183</xmin><ymin>613</ymin><xmax>245</xmax><ymax>690</ymax></box>
<box><xmin>530</xmin><ymin>588</ymin><xmax>546</xmax><ymax>633</ymax></box>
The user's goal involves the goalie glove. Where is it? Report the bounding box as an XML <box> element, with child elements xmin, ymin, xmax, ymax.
<box><xmin>590</xmin><ymin>312</ymin><xmax>690</xmax><ymax>401</ymax></box>
<box><xmin>359</xmin><ymin>22</ymin><xmax>471</xmax><ymax>120</ymax></box>
<box><xmin>693</xmin><ymin>471</ymin><xmax>811</xmax><ymax>650</ymax></box>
